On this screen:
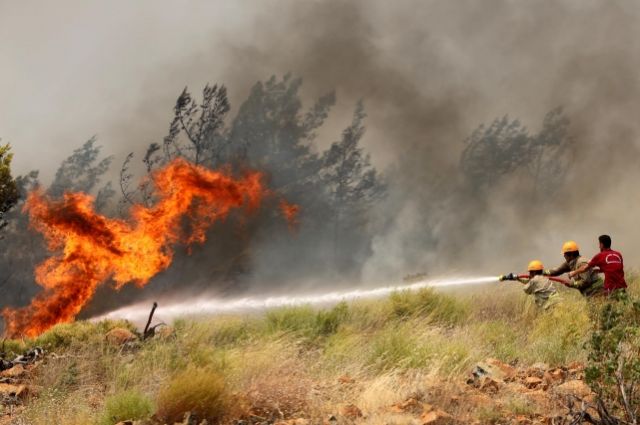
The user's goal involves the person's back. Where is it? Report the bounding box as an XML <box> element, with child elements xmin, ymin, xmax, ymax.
<box><xmin>520</xmin><ymin>274</ymin><xmax>559</xmax><ymax>309</ymax></box>
<box><xmin>571</xmin><ymin>255</ymin><xmax>604</xmax><ymax>296</ymax></box>
<box><xmin>589</xmin><ymin>247</ymin><xmax>626</xmax><ymax>293</ymax></box>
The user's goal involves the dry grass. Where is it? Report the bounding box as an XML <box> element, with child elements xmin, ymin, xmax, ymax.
<box><xmin>156</xmin><ymin>367</ymin><xmax>228</xmax><ymax>423</ymax></box>
<box><xmin>11</xmin><ymin>277</ymin><xmax>627</xmax><ymax>424</ymax></box>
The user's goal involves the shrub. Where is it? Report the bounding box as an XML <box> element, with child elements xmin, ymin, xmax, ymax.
<box><xmin>585</xmin><ymin>292</ymin><xmax>640</xmax><ymax>423</ymax></box>
<box><xmin>99</xmin><ymin>389</ymin><xmax>153</xmax><ymax>425</ymax></box>
<box><xmin>156</xmin><ymin>367</ymin><xmax>228</xmax><ymax>423</ymax></box>
<box><xmin>266</xmin><ymin>305</ymin><xmax>317</xmax><ymax>334</ymax></box>
<box><xmin>315</xmin><ymin>302</ymin><xmax>349</xmax><ymax>336</ymax></box>
<box><xmin>265</xmin><ymin>302</ymin><xmax>349</xmax><ymax>339</ymax></box>
<box><xmin>35</xmin><ymin>319</ymin><xmax>138</xmax><ymax>350</ymax></box>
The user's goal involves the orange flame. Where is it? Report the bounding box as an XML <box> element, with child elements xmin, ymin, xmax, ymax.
<box><xmin>2</xmin><ymin>158</ymin><xmax>281</xmax><ymax>338</ymax></box>
<box><xmin>279</xmin><ymin>200</ymin><xmax>300</xmax><ymax>229</ymax></box>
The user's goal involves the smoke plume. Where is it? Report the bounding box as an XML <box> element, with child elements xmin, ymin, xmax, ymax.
<box><xmin>3</xmin><ymin>0</ymin><xmax>640</xmax><ymax>318</ymax></box>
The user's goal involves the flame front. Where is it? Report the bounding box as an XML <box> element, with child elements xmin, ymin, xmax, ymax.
<box><xmin>3</xmin><ymin>158</ymin><xmax>271</xmax><ymax>338</ymax></box>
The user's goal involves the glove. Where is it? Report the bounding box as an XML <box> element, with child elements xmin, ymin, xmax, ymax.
<box><xmin>543</xmin><ymin>269</ymin><xmax>551</xmax><ymax>276</ymax></box>
<box><xmin>499</xmin><ymin>273</ymin><xmax>516</xmax><ymax>281</ymax></box>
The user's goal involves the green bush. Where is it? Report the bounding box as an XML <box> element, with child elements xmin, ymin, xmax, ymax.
<box><xmin>585</xmin><ymin>292</ymin><xmax>640</xmax><ymax>423</ymax></box>
<box><xmin>34</xmin><ymin>319</ymin><xmax>137</xmax><ymax>350</ymax></box>
<box><xmin>99</xmin><ymin>389</ymin><xmax>153</xmax><ymax>425</ymax></box>
<box><xmin>265</xmin><ymin>302</ymin><xmax>349</xmax><ymax>339</ymax></box>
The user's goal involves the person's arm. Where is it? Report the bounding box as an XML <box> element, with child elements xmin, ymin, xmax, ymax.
<box><xmin>569</xmin><ymin>255</ymin><xmax>599</xmax><ymax>278</ymax></box>
<box><xmin>545</xmin><ymin>262</ymin><xmax>569</xmax><ymax>276</ymax></box>
<box><xmin>568</xmin><ymin>263</ymin><xmax>590</xmax><ymax>278</ymax></box>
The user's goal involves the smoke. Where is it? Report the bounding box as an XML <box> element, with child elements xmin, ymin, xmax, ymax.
<box><xmin>4</xmin><ymin>0</ymin><xmax>640</xmax><ymax>312</ymax></box>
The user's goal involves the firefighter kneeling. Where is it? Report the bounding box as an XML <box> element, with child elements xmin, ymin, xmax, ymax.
<box><xmin>500</xmin><ymin>260</ymin><xmax>560</xmax><ymax>309</ymax></box>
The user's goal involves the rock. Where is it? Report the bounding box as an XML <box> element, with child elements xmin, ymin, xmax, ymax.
<box><xmin>479</xmin><ymin>376</ymin><xmax>502</xmax><ymax>393</ymax></box>
<box><xmin>420</xmin><ymin>409</ymin><xmax>455</xmax><ymax>424</ymax></box>
<box><xmin>530</xmin><ymin>362</ymin><xmax>549</xmax><ymax>372</ymax></box>
<box><xmin>513</xmin><ymin>415</ymin><xmax>532</xmax><ymax>424</ymax></box>
<box><xmin>521</xmin><ymin>389</ymin><xmax>551</xmax><ymax>408</ymax></box>
<box><xmin>525</xmin><ymin>363</ymin><xmax>548</xmax><ymax>379</ymax></box>
<box><xmin>486</xmin><ymin>358</ymin><xmax>517</xmax><ymax>380</ymax></box>
<box><xmin>105</xmin><ymin>328</ymin><xmax>137</xmax><ymax>345</ymax></box>
<box><xmin>390</xmin><ymin>397</ymin><xmax>423</xmax><ymax>413</ymax></box>
<box><xmin>523</xmin><ymin>377</ymin><xmax>542</xmax><ymax>389</ymax></box>
<box><xmin>154</xmin><ymin>325</ymin><xmax>176</xmax><ymax>339</ymax></box>
<box><xmin>472</xmin><ymin>359</ymin><xmax>514</xmax><ymax>382</ymax></box>
<box><xmin>0</xmin><ymin>364</ymin><xmax>25</xmax><ymax>378</ymax></box>
<box><xmin>323</xmin><ymin>415</ymin><xmax>338</xmax><ymax>424</ymax></box>
<box><xmin>338</xmin><ymin>374</ymin><xmax>355</xmax><ymax>384</ymax></box>
<box><xmin>543</xmin><ymin>369</ymin><xmax>565</xmax><ymax>386</ymax></box>
<box><xmin>554</xmin><ymin>380</ymin><xmax>592</xmax><ymax>399</ymax></box>
<box><xmin>567</xmin><ymin>361</ymin><xmax>584</xmax><ymax>372</ymax></box>
<box><xmin>274</xmin><ymin>420</ymin><xmax>310</xmax><ymax>425</ymax></box>
<box><xmin>0</xmin><ymin>383</ymin><xmax>28</xmax><ymax>398</ymax></box>
<box><xmin>339</xmin><ymin>404</ymin><xmax>363</xmax><ymax>419</ymax></box>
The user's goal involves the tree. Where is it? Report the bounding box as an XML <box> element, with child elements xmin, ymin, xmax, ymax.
<box><xmin>163</xmin><ymin>84</ymin><xmax>230</xmax><ymax>167</ymax></box>
<box><xmin>460</xmin><ymin>107</ymin><xmax>572</xmax><ymax>200</ymax></box>
<box><xmin>48</xmin><ymin>137</ymin><xmax>114</xmax><ymax>210</ymax></box>
<box><xmin>0</xmin><ymin>144</ymin><xmax>19</xmax><ymax>232</ymax></box>
<box><xmin>228</xmin><ymin>74</ymin><xmax>335</xmax><ymax>194</ymax></box>
<box><xmin>0</xmin><ymin>140</ymin><xmax>113</xmax><ymax>308</ymax></box>
<box><xmin>321</xmin><ymin>101</ymin><xmax>386</xmax><ymax>267</ymax></box>
<box><xmin>526</xmin><ymin>107</ymin><xmax>572</xmax><ymax>198</ymax></box>
<box><xmin>120</xmin><ymin>85</ymin><xmax>232</xmax><ymax>209</ymax></box>
<box><xmin>460</xmin><ymin>115</ymin><xmax>530</xmax><ymax>192</ymax></box>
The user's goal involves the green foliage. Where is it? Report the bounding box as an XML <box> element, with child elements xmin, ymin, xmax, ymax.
<box><xmin>525</xmin><ymin>302</ymin><xmax>589</xmax><ymax>365</ymax></box>
<box><xmin>48</xmin><ymin>137</ymin><xmax>113</xmax><ymax>199</ymax></box>
<box><xmin>367</xmin><ymin>326</ymin><xmax>428</xmax><ymax>371</ymax></box>
<box><xmin>585</xmin><ymin>293</ymin><xmax>640</xmax><ymax>422</ymax></box>
<box><xmin>99</xmin><ymin>389</ymin><xmax>154</xmax><ymax>425</ymax></box>
<box><xmin>389</xmin><ymin>288</ymin><xmax>470</xmax><ymax>326</ymax></box>
<box><xmin>156</xmin><ymin>367</ymin><xmax>228</xmax><ymax>423</ymax></box>
<box><xmin>266</xmin><ymin>302</ymin><xmax>349</xmax><ymax>339</ymax></box>
<box><xmin>34</xmin><ymin>320</ymin><xmax>137</xmax><ymax>350</ymax></box>
<box><xmin>0</xmin><ymin>143</ymin><xmax>18</xmax><ymax>232</ymax></box>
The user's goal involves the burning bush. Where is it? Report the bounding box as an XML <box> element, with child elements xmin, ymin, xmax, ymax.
<box><xmin>156</xmin><ymin>367</ymin><xmax>229</xmax><ymax>423</ymax></box>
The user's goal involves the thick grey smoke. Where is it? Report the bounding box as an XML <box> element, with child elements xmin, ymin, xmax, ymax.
<box><xmin>3</xmin><ymin>0</ymin><xmax>640</xmax><ymax>309</ymax></box>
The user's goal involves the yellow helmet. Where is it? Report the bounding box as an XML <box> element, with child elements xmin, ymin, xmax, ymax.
<box><xmin>561</xmin><ymin>241</ymin><xmax>580</xmax><ymax>254</ymax></box>
<box><xmin>527</xmin><ymin>260</ymin><xmax>544</xmax><ymax>271</ymax></box>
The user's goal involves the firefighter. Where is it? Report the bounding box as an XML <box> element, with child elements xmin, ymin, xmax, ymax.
<box><xmin>500</xmin><ymin>260</ymin><xmax>559</xmax><ymax>309</ymax></box>
<box><xmin>569</xmin><ymin>235</ymin><xmax>627</xmax><ymax>296</ymax></box>
<box><xmin>544</xmin><ymin>241</ymin><xmax>603</xmax><ymax>297</ymax></box>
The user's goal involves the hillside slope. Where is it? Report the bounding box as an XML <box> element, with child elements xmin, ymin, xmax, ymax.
<box><xmin>2</xmin><ymin>280</ymin><xmax>631</xmax><ymax>425</ymax></box>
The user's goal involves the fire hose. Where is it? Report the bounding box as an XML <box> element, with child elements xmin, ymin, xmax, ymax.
<box><xmin>499</xmin><ymin>273</ymin><xmax>571</xmax><ymax>287</ymax></box>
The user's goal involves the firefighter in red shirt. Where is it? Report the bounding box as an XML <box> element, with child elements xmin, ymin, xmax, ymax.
<box><xmin>569</xmin><ymin>235</ymin><xmax>627</xmax><ymax>294</ymax></box>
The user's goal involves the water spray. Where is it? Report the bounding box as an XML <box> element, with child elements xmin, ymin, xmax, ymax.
<box><xmin>97</xmin><ymin>275</ymin><xmax>498</xmax><ymax>324</ymax></box>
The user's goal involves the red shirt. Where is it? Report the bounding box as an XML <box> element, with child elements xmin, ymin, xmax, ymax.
<box><xmin>588</xmin><ymin>248</ymin><xmax>627</xmax><ymax>291</ymax></box>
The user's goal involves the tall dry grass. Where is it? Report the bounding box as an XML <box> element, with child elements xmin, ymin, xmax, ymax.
<box><xmin>12</xmin><ymin>277</ymin><xmax>620</xmax><ymax>423</ymax></box>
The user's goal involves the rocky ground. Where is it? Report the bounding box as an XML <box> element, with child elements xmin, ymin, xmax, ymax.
<box><xmin>0</xmin><ymin>343</ymin><xmax>595</xmax><ymax>424</ymax></box>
